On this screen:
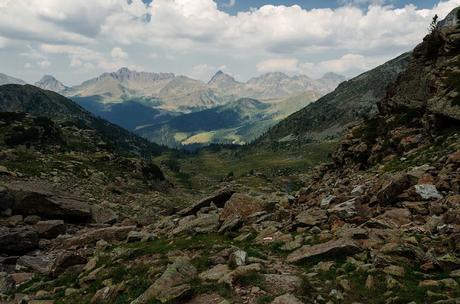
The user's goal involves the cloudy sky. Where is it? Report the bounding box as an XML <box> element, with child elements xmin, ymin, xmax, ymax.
<box><xmin>0</xmin><ymin>0</ymin><xmax>459</xmax><ymax>85</ymax></box>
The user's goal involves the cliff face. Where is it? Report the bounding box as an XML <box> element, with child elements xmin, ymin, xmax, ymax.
<box><xmin>334</xmin><ymin>9</ymin><xmax>460</xmax><ymax>169</ymax></box>
<box><xmin>379</xmin><ymin>13</ymin><xmax>460</xmax><ymax>121</ymax></box>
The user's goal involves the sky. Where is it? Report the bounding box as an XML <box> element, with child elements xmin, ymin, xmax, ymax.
<box><xmin>0</xmin><ymin>0</ymin><xmax>459</xmax><ymax>85</ymax></box>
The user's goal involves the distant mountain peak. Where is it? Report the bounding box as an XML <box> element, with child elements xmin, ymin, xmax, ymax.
<box><xmin>0</xmin><ymin>73</ymin><xmax>27</xmax><ymax>86</ymax></box>
<box><xmin>208</xmin><ymin>70</ymin><xmax>239</xmax><ymax>86</ymax></box>
<box><xmin>108</xmin><ymin>67</ymin><xmax>175</xmax><ymax>82</ymax></box>
<box><xmin>35</xmin><ymin>75</ymin><xmax>67</xmax><ymax>93</ymax></box>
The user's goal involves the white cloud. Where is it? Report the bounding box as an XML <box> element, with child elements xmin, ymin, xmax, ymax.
<box><xmin>257</xmin><ymin>58</ymin><xmax>300</xmax><ymax>73</ymax></box>
<box><xmin>0</xmin><ymin>0</ymin><xmax>460</xmax><ymax>83</ymax></box>
<box><xmin>19</xmin><ymin>45</ymin><xmax>51</xmax><ymax>69</ymax></box>
<box><xmin>111</xmin><ymin>47</ymin><xmax>128</xmax><ymax>60</ymax></box>
<box><xmin>37</xmin><ymin>59</ymin><xmax>51</xmax><ymax>68</ymax></box>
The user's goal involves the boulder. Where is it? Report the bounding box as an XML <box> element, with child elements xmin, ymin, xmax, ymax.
<box><xmin>218</xmin><ymin>215</ymin><xmax>243</xmax><ymax>233</ymax></box>
<box><xmin>91</xmin><ymin>282</ymin><xmax>125</xmax><ymax>304</ymax></box>
<box><xmin>90</xmin><ymin>205</ymin><xmax>118</xmax><ymax>224</ymax></box>
<box><xmin>351</xmin><ymin>185</ymin><xmax>365</xmax><ymax>197</ymax></box>
<box><xmin>271</xmin><ymin>293</ymin><xmax>303</xmax><ymax>304</ymax></box>
<box><xmin>263</xmin><ymin>274</ymin><xmax>303</xmax><ymax>295</ymax></box>
<box><xmin>51</xmin><ymin>251</ymin><xmax>87</xmax><ymax>276</ymax></box>
<box><xmin>327</xmin><ymin>199</ymin><xmax>358</xmax><ymax>219</ymax></box>
<box><xmin>376</xmin><ymin>208</ymin><xmax>411</xmax><ymax>228</ymax></box>
<box><xmin>295</xmin><ymin>208</ymin><xmax>327</xmax><ymax>226</ymax></box>
<box><xmin>35</xmin><ymin>220</ymin><xmax>66</xmax><ymax>239</ymax></box>
<box><xmin>131</xmin><ymin>258</ymin><xmax>197</xmax><ymax>304</ymax></box>
<box><xmin>287</xmin><ymin>239</ymin><xmax>362</xmax><ymax>263</ymax></box>
<box><xmin>16</xmin><ymin>255</ymin><xmax>53</xmax><ymax>275</ymax></box>
<box><xmin>60</xmin><ymin>226</ymin><xmax>136</xmax><ymax>248</ymax></box>
<box><xmin>24</xmin><ymin>215</ymin><xmax>41</xmax><ymax>225</ymax></box>
<box><xmin>220</xmin><ymin>194</ymin><xmax>265</xmax><ymax>221</ymax></box>
<box><xmin>126</xmin><ymin>231</ymin><xmax>143</xmax><ymax>243</ymax></box>
<box><xmin>199</xmin><ymin>264</ymin><xmax>231</xmax><ymax>281</ymax></box>
<box><xmin>320</xmin><ymin>195</ymin><xmax>336</xmax><ymax>208</ymax></box>
<box><xmin>7</xmin><ymin>182</ymin><xmax>91</xmax><ymax>222</ymax></box>
<box><xmin>170</xmin><ymin>213</ymin><xmax>220</xmax><ymax>236</ymax></box>
<box><xmin>11</xmin><ymin>272</ymin><xmax>34</xmax><ymax>286</ymax></box>
<box><xmin>229</xmin><ymin>250</ymin><xmax>247</xmax><ymax>267</ymax></box>
<box><xmin>374</xmin><ymin>174</ymin><xmax>414</xmax><ymax>205</ymax></box>
<box><xmin>0</xmin><ymin>227</ymin><xmax>39</xmax><ymax>254</ymax></box>
<box><xmin>178</xmin><ymin>189</ymin><xmax>235</xmax><ymax>216</ymax></box>
<box><xmin>414</xmin><ymin>184</ymin><xmax>443</xmax><ymax>200</ymax></box>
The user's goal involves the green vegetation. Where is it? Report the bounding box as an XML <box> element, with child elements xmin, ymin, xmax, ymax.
<box><xmin>155</xmin><ymin>141</ymin><xmax>337</xmax><ymax>191</ymax></box>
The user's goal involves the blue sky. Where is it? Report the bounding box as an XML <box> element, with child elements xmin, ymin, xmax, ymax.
<box><xmin>0</xmin><ymin>0</ymin><xmax>458</xmax><ymax>85</ymax></box>
<box><xmin>216</xmin><ymin>0</ymin><xmax>440</xmax><ymax>14</ymax></box>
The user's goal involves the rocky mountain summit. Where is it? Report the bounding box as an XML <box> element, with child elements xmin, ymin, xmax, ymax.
<box><xmin>0</xmin><ymin>7</ymin><xmax>460</xmax><ymax>304</ymax></box>
<box><xmin>34</xmin><ymin>76</ymin><xmax>67</xmax><ymax>93</ymax></box>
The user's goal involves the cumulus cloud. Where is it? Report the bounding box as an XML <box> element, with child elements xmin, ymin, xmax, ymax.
<box><xmin>111</xmin><ymin>47</ymin><xmax>128</xmax><ymax>60</ymax></box>
<box><xmin>1</xmin><ymin>0</ymin><xmax>460</xmax><ymax>82</ymax></box>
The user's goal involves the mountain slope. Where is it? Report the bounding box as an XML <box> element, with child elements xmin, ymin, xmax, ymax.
<box><xmin>136</xmin><ymin>98</ymin><xmax>273</xmax><ymax>147</ymax></box>
<box><xmin>255</xmin><ymin>52</ymin><xmax>411</xmax><ymax>146</ymax></box>
<box><xmin>35</xmin><ymin>75</ymin><xmax>67</xmax><ymax>92</ymax></box>
<box><xmin>75</xmin><ymin>98</ymin><xmax>176</xmax><ymax>131</ymax></box>
<box><xmin>0</xmin><ymin>73</ymin><xmax>26</xmax><ymax>86</ymax></box>
<box><xmin>0</xmin><ymin>84</ymin><xmax>165</xmax><ymax>157</ymax></box>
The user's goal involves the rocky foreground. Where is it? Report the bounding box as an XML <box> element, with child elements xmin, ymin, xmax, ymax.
<box><xmin>1</xmin><ymin>142</ymin><xmax>460</xmax><ymax>304</ymax></box>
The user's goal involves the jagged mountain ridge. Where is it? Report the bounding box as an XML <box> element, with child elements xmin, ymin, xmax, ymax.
<box><xmin>64</xmin><ymin>68</ymin><xmax>345</xmax><ymax>111</ymax></box>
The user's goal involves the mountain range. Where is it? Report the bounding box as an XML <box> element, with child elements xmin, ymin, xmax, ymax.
<box><xmin>0</xmin><ymin>69</ymin><xmax>344</xmax><ymax>148</ymax></box>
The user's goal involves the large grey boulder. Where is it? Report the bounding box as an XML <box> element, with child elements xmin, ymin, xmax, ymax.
<box><xmin>7</xmin><ymin>182</ymin><xmax>91</xmax><ymax>222</ymax></box>
<box><xmin>178</xmin><ymin>189</ymin><xmax>235</xmax><ymax>216</ymax></box>
<box><xmin>16</xmin><ymin>255</ymin><xmax>53</xmax><ymax>274</ymax></box>
<box><xmin>131</xmin><ymin>257</ymin><xmax>197</xmax><ymax>304</ymax></box>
